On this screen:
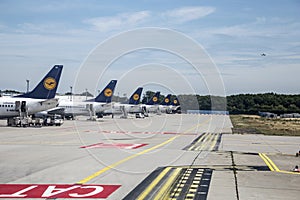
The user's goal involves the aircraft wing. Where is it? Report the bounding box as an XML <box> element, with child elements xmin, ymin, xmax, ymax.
<box><xmin>47</xmin><ymin>107</ymin><xmax>65</xmax><ymax>115</ymax></box>
<box><xmin>38</xmin><ymin>98</ymin><xmax>59</xmax><ymax>106</ymax></box>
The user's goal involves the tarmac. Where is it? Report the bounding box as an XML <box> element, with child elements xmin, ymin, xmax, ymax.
<box><xmin>0</xmin><ymin>114</ymin><xmax>299</xmax><ymax>199</ymax></box>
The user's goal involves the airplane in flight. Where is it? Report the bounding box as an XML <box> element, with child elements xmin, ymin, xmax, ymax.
<box><xmin>0</xmin><ymin>65</ymin><xmax>63</xmax><ymax>119</ymax></box>
<box><xmin>40</xmin><ymin>80</ymin><xmax>117</xmax><ymax>119</ymax></box>
<box><xmin>105</xmin><ymin>87</ymin><xmax>143</xmax><ymax>118</ymax></box>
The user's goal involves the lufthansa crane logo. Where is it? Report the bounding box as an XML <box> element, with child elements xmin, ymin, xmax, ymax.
<box><xmin>165</xmin><ymin>98</ymin><xmax>170</xmax><ymax>103</ymax></box>
<box><xmin>153</xmin><ymin>97</ymin><xmax>158</xmax><ymax>102</ymax></box>
<box><xmin>104</xmin><ymin>88</ymin><xmax>113</xmax><ymax>97</ymax></box>
<box><xmin>43</xmin><ymin>77</ymin><xmax>56</xmax><ymax>90</ymax></box>
<box><xmin>133</xmin><ymin>94</ymin><xmax>139</xmax><ymax>101</ymax></box>
<box><xmin>173</xmin><ymin>99</ymin><xmax>178</xmax><ymax>104</ymax></box>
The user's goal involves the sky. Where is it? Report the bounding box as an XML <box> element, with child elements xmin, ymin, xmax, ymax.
<box><xmin>0</xmin><ymin>0</ymin><xmax>299</xmax><ymax>96</ymax></box>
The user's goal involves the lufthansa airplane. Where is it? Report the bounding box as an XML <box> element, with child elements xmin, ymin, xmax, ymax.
<box><xmin>158</xmin><ymin>94</ymin><xmax>172</xmax><ymax>113</ymax></box>
<box><xmin>106</xmin><ymin>87</ymin><xmax>143</xmax><ymax>117</ymax></box>
<box><xmin>169</xmin><ymin>96</ymin><xmax>181</xmax><ymax>113</ymax></box>
<box><xmin>0</xmin><ymin>65</ymin><xmax>63</xmax><ymax>119</ymax></box>
<box><xmin>42</xmin><ymin>80</ymin><xmax>117</xmax><ymax>119</ymax></box>
<box><xmin>140</xmin><ymin>91</ymin><xmax>161</xmax><ymax>114</ymax></box>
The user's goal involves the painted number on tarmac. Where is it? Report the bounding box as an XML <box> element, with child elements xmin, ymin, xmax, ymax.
<box><xmin>80</xmin><ymin>143</ymin><xmax>147</xmax><ymax>149</ymax></box>
<box><xmin>0</xmin><ymin>184</ymin><xmax>120</xmax><ymax>198</ymax></box>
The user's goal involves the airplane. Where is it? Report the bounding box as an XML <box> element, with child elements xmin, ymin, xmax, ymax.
<box><xmin>158</xmin><ymin>94</ymin><xmax>172</xmax><ymax>113</ymax></box>
<box><xmin>0</xmin><ymin>65</ymin><xmax>63</xmax><ymax>119</ymax></box>
<box><xmin>140</xmin><ymin>91</ymin><xmax>161</xmax><ymax>114</ymax></box>
<box><xmin>105</xmin><ymin>87</ymin><xmax>143</xmax><ymax>118</ymax></box>
<box><xmin>39</xmin><ymin>80</ymin><xmax>117</xmax><ymax>119</ymax></box>
<box><xmin>169</xmin><ymin>96</ymin><xmax>181</xmax><ymax>114</ymax></box>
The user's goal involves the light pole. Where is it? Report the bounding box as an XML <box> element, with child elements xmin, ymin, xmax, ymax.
<box><xmin>26</xmin><ymin>80</ymin><xmax>29</xmax><ymax>93</ymax></box>
<box><xmin>70</xmin><ymin>86</ymin><xmax>73</xmax><ymax>101</ymax></box>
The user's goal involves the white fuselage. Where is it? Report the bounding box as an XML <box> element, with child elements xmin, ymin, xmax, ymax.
<box><xmin>0</xmin><ymin>97</ymin><xmax>59</xmax><ymax>119</ymax></box>
<box><xmin>158</xmin><ymin>105</ymin><xmax>172</xmax><ymax>113</ymax></box>
<box><xmin>106</xmin><ymin>102</ymin><xmax>142</xmax><ymax>114</ymax></box>
<box><xmin>140</xmin><ymin>104</ymin><xmax>160</xmax><ymax>113</ymax></box>
<box><xmin>54</xmin><ymin>100</ymin><xmax>109</xmax><ymax>116</ymax></box>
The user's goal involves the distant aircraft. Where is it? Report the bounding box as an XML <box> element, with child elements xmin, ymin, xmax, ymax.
<box><xmin>261</xmin><ymin>53</ymin><xmax>266</xmax><ymax>56</ymax></box>
<box><xmin>40</xmin><ymin>80</ymin><xmax>117</xmax><ymax>119</ymax></box>
<box><xmin>158</xmin><ymin>94</ymin><xmax>172</xmax><ymax>113</ymax></box>
<box><xmin>140</xmin><ymin>92</ymin><xmax>161</xmax><ymax>114</ymax></box>
<box><xmin>105</xmin><ymin>87</ymin><xmax>143</xmax><ymax>118</ymax></box>
<box><xmin>0</xmin><ymin>65</ymin><xmax>63</xmax><ymax>119</ymax></box>
<box><xmin>169</xmin><ymin>96</ymin><xmax>181</xmax><ymax>113</ymax></box>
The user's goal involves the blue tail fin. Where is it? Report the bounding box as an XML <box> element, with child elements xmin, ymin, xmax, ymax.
<box><xmin>172</xmin><ymin>97</ymin><xmax>180</xmax><ymax>106</ymax></box>
<box><xmin>146</xmin><ymin>92</ymin><xmax>160</xmax><ymax>105</ymax></box>
<box><xmin>16</xmin><ymin>65</ymin><xmax>63</xmax><ymax>99</ymax></box>
<box><xmin>86</xmin><ymin>80</ymin><xmax>117</xmax><ymax>103</ymax></box>
<box><xmin>128</xmin><ymin>87</ymin><xmax>143</xmax><ymax>105</ymax></box>
<box><xmin>161</xmin><ymin>94</ymin><xmax>172</xmax><ymax>106</ymax></box>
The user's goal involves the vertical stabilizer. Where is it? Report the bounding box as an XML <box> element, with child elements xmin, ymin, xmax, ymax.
<box><xmin>87</xmin><ymin>80</ymin><xmax>117</xmax><ymax>103</ymax></box>
<box><xmin>16</xmin><ymin>65</ymin><xmax>63</xmax><ymax>99</ymax></box>
<box><xmin>161</xmin><ymin>94</ymin><xmax>172</xmax><ymax>106</ymax></box>
<box><xmin>128</xmin><ymin>87</ymin><xmax>143</xmax><ymax>105</ymax></box>
<box><xmin>146</xmin><ymin>92</ymin><xmax>160</xmax><ymax>105</ymax></box>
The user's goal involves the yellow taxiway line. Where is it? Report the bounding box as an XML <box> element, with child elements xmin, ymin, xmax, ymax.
<box><xmin>259</xmin><ymin>153</ymin><xmax>300</xmax><ymax>175</ymax></box>
<box><xmin>77</xmin><ymin>118</ymin><xmax>211</xmax><ymax>184</ymax></box>
<box><xmin>153</xmin><ymin>168</ymin><xmax>181</xmax><ymax>200</ymax></box>
<box><xmin>77</xmin><ymin>136</ymin><xmax>179</xmax><ymax>184</ymax></box>
<box><xmin>137</xmin><ymin>167</ymin><xmax>172</xmax><ymax>200</ymax></box>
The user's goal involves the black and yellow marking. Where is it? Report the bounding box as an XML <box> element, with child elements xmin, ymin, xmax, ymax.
<box><xmin>43</xmin><ymin>77</ymin><xmax>56</xmax><ymax>90</ymax></box>
<box><xmin>184</xmin><ymin>133</ymin><xmax>222</xmax><ymax>151</ymax></box>
<box><xmin>169</xmin><ymin>168</ymin><xmax>212</xmax><ymax>200</ymax></box>
<box><xmin>124</xmin><ymin>167</ymin><xmax>213</xmax><ymax>200</ymax></box>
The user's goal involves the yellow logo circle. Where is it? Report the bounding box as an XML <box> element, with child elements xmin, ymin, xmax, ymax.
<box><xmin>104</xmin><ymin>88</ymin><xmax>113</xmax><ymax>97</ymax></box>
<box><xmin>133</xmin><ymin>94</ymin><xmax>139</xmax><ymax>101</ymax></box>
<box><xmin>153</xmin><ymin>97</ymin><xmax>158</xmax><ymax>102</ymax></box>
<box><xmin>165</xmin><ymin>98</ymin><xmax>170</xmax><ymax>103</ymax></box>
<box><xmin>174</xmin><ymin>99</ymin><xmax>178</xmax><ymax>104</ymax></box>
<box><xmin>43</xmin><ymin>77</ymin><xmax>56</xmax><ymax>90</ymax></box>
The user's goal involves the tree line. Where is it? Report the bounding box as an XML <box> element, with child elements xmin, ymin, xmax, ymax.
<box><xmin>226</xmin><ymin>93</ymin><xmax>300</xmax><ymax>114</ymax></box>
<box><xmin>143</xmin><ymin>92</ymin><xmax>300</xmax><ymax>114</ymax></box>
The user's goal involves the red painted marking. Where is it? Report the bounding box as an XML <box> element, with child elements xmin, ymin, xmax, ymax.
<box><xmin>80</xmin><ymin>143</ymin><xmax>147</xmax><ymax>149</ymax></box>
<box><xmin>163</xmin><ymin>132</ymin><xmax>197</xmax><ymax>135</ymax></box>
<box><xmin>97</xmin><ymin>130</ymin><xmax>197</xmax><ymax>135</ymax></box>
<box><xmin>163</xmin><ymin>132</ymin><xmax>178</xmax><ymax>134</ymax></box>
<box><xmin>0</xmin><ymin>184</ymin><xmax>120</xmax><ymax>198</ymax></box>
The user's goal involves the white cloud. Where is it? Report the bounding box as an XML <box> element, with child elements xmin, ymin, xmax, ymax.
<box><xmin>84</xmin><ymin>11</ymin><xmax>151</xmax><ymax>32</ymax></box>
<box><xmin>163</xmin><ymin>6</ymin><xmax>215</xmax><ymax>24</ymax></box>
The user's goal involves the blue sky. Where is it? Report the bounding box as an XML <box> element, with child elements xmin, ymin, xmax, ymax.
<box><xmin>0</xmin><ymin>0</ymin><xmax>299</xmax><ymax>96</ymax></box>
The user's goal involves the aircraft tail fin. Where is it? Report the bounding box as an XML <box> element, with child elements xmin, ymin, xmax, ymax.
<box><xmin>146</xmin><ymin>92</ymin><xmax>160</xmax><ymax>105</ymax></box>
<box><xmin>172</xmin><ymin>97</ymin><xmax>180</xmax><ymax>106</ymax></box>
<box><xmin>86</xmin><ymin>80</ymin><xmax>117</xmax><ymax>103</ymax></box>
<box><xmin>161</xmin><ymin>94</ymin><xmax>172</xmax><ymax>106</ymax></box>
<box><xmin>128</xmin><ymin>87</ymin><xmax>143</xmax><ymax>105</ymax></box>
<box><xmin>16</xmin><ymin>65</ymin><xmax>63</xmax><ymax>99</ymax></box>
